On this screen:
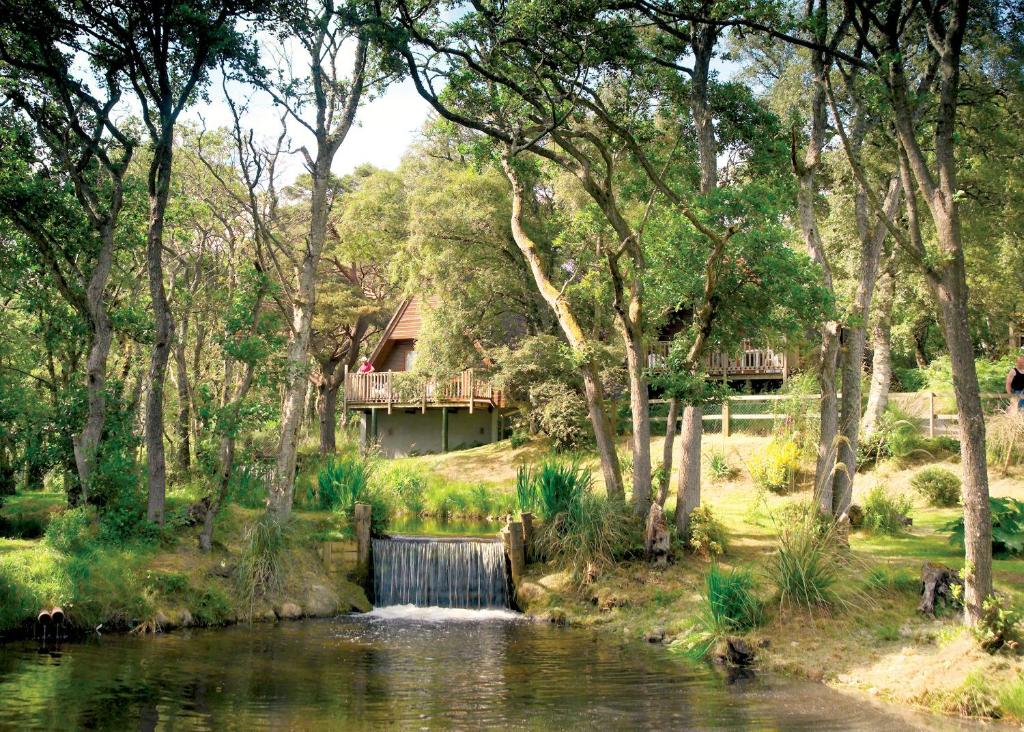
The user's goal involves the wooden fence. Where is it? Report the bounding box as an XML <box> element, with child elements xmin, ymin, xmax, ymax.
<box><xmin>647</xmin><ymin>392</ymin><xmax>1013</xmax><ymax>438</ymax></box>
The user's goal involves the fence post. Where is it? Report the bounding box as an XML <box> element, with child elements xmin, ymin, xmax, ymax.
<box><xmin>722</xmin><ymin>398</ymin><xmax>731</xmax><ymax>438</ymax></box>
<box><xmin>928</xmin><ymin>391</ymin><xmax>936</xmax><ymax>438</ymax></box>
<box><xmin>507</xmin><ymin>520</ymin><xmax>525</xmax><ymax>588</ymax></box>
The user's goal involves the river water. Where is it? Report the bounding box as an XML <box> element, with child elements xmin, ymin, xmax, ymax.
<box><xmin>0</xmin><ymin>609</ymin><xmax>981</xmax><ymax>731</ymax></box>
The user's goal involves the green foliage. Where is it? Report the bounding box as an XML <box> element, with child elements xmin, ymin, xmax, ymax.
<box><xmin>236</xmin><ymin>515</ymin><xmax>285</xmax><ymax>617</ymax></box>
<box><xmin>673</xmin><ymin>565</ymin><xmax>764</xmax><ymax>661</ymax></box>
<box><xmin>509</xmin><ymin>430</ymin><xmax>530</xmax><ymax>449</ymax></box>
<box><xmin>310</xmin><ymin>455</ymin><xmax>390</xmax><ymax>534</ymax></box>
<box><xmin>685</xmin><ymin>505</ymin><xmax>728</xmax><ymax>559</ymax></box>
<box><xmin>910</xmin><ymin>467</ymin><xmax>961</xmax><ymax>507</ymax></box>
<box><xmin>973</xmin><ymin>595</ymin><xmax>1022</xmax><ymax>653</ymax></box>
<box><xmin>861</xmin><ymin>487</ymin><xmax>913</xmax><ymax>535</ymax></box>
<box><xmin>748</xmin><ymin>438</ymin><xmax>800</xmax><ymax>493</ymax></box>
<box><xmin>768</xmin><ymin>508</ymin><xmax>841</xmax><ymax>612</ymax></box>
<box><xmin>946</xmin><ymin>497</ymin><xmax>1024</xmax><ymax>556</ymax></box>
<box><xmin>44</xmin><ymin>506</ymin><xmax>96</xmax><ymax>554</ymax></box>
<box><xmin>534</xmin><ymin>492</ymin><xmax>635</xmax><ymax>581</ymax></box>
<box><xmin>227</xmin><ymin>463</ymin><xmax>271</xmax><ymax>509</ymax></box>
<box><xmin>524</xmin><ymin>381</ymin><xmax>591</xmax><ymax>451</ymax></box>
<box><xmin>705</xmin><ymin>449</ymin><xmax>735</xmax><ymax>481</ymax></box>
<box><xmin>923</xmin><ymin>355</ymin><xmax>1011</xmax><ymax>395</ymax></box>
<box><xmin>516</xmin><ymin>460</ymin><xmax>592</xmax><ymax>521</ymax></box>
<box><xmin>863</xmin><ymin>566</ymin><xmax>919</xmax><ymax>595</ymax></box>
<box><xmin>858</xmin><ymin>407</ymin><xmax>925</xmax><ymax>465</ymax></box>
<box><xmin>390</xmin><ymin>468</ymin><xmax>427</xmax><ymax>515</ymax></box>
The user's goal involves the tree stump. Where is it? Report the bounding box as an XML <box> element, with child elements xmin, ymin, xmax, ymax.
<box><xmin>918</xmin><ymin>563</ymin><xmax>963</xmax><ymax>616</ymax></box>
<box><xmin>644</xmin><ymin>503</ymin><xmax>670</xmax><ymax>566</ymax></box>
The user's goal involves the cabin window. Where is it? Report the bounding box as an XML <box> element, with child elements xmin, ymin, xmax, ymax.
<box><xmin>405</xmin><ymin>350</ymin><xmax>418</xmax><ymax>370</ymax></box>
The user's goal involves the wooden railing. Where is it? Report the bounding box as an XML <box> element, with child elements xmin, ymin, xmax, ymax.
<box><xmin>647</xmin><ymin>341</ymin><xmax>789</xmax><ymax>377</ymax></box>
<box><xmin>344</xmin><ymin>368</ymin><xmax>504</xmax><ymax>409</ymax></box>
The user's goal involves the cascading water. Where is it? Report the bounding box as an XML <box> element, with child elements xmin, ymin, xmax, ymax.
<box><xmin>372</xmin><ymin>536</ymin><xmax>511</xmax><ymax>609</ymax></box>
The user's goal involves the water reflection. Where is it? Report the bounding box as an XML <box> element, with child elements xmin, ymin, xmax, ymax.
<box><xmin>0</xmin><ymin>617</ymin><xmax>984</xmax><ymax>731</ymax></box>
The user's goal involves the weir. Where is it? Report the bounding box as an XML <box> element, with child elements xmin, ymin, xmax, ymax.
<box><xmin>371</xmin><ymin>536</ymin><xmax>511</xmax><ymax>609</ymax></box>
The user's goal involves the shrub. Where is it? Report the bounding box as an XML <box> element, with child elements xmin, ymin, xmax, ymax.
<box><xmin>44</xmin><ymin>506</ymin><xmax>96</xmax><ymax>554</ymax></box>
<box><xmin>686</xmin><ymin>505</ymin><xmax>728</xmax><ymax>559</ymax></box>
<box><xmin>236</xmin><ymin>515</ymin><xmax>285</xmax><ymax>616</ymax></box>
<box><xmin>516</xmin><ymin>460</ymin><xmax>592</xmax><ymax>521</ymax></box>
<box><xmin>706</xmin><ymin>450</ymin><xmax>735</xmax><ymax>481</ymax></box>
<box><xmin>311</xmin><ymin>457</ymin><xmax>371</xmax><ymax>511</ymax></box>
<box><xmin>910</xmin><ymin>467</ymin><xmax>961</xmax><ymax>507</ymax></box>
<box><xmin>858</xmin><ymin>408</ymin><xmax>924</xmax><ymax>465</ymax></box>
<box><xmin>533</xmin><ymin>492</ymin><xmax>634</xmax><ymax>581</ymax></box>
<box><xmin>861</xmin><ymin>486</ymin><xmax>913</xmax><ymax>535</ymax></box>
<box><xmin>674</xmin><ymin>565</ymin><xmax>764</xmax><ymax>660</ymax></box>
<box><xmin>749</xmin><ymin>439</ymin><xmax>800</xmax><ymax>494</ymax></box>
<box><xmin>974</xmin><ymin>595</ymin><xmax>1022</xmax><ymax>653</ymax></box>
<box><xmin>228</xmin><ymin>463</ymin><xmax>270</xmax><ymax>509</ymax></box>
<box><xmin>768</xmin><ymin>509</ymin><xmax>841</xmax><ymax>612</ymax></box>
<box><xmin>509</xmin><ymin>430</ymin><xmax>530</xmax><ymax>449</ymax></box>
<box><xmin>311</xmin><ymin>456</ymin><xmax>391</xmax><ymax>533</ymax></box>
<box><xmin>390</xmin><ymin>469</ymin><xmax>427</xmax><ymax>515</ymax></box>
<box><xmin>947</xmin><ymin>497</ymin><xmax>1024</xmax><ymax>556</ymax></box>
<box><xmin>527</xmin><ymin>381</ymin><xmax>591</xmax><ymax>451</ymax></box>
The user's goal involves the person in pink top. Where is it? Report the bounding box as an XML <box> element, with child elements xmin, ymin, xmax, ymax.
<box><xmin>357</xmin><ymin>356</ymin><xmax>374</xmax><ymax>374</ymax></box>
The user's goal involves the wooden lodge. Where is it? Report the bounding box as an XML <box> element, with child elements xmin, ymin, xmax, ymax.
<box><xmin>345</xmin><ymin>297</ymin><xmax>512</xmax><ymax>457</ymax></box>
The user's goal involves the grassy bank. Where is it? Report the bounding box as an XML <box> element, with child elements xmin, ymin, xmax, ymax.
<box><xmin>0</xmin><ymin>497</ymin><xmax>370</xmax><ymax>640</ymax></box>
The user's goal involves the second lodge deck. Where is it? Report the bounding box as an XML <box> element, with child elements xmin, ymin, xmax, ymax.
<box><xmin>344</xmin><ymin>369</ymin><xmax>506</xmax><ymax>411</ymax></box>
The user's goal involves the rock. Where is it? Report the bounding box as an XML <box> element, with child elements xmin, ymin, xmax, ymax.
<box><xmin>590</xmin><ymin>587</ymin><xmax>626</xmax><ymax>612</ymax></box>
<box><xmin>209</xmin><ymin>561</ymin><xmax>235</xmax><ymax>578</ymax></box>
<box><xmin>154</xmin><ymin>610</ymin><xmax>172</xmax><ymax>630</ymax></box>
<box><xmin>304</xmin><ymin>584</ymin><xmax>339</xmax><ymax>617</ymax></box>
<box><xmin>716</xmin><ymin>638</ymin><xmax>757</xmax><ymax>667</ymax></box>
<box><xmin>644</xmin><ymin>627</ymin><xmax>665</xmax><ymax>643</ymax></box>
<box><xmin>918</xmin><ymin>563</ymin><xmax>963</xmax><ymax>616</ymax></box>
<box><xmin>276</xmin><ymin>602</ymin><xmax>303</xmax><ymax>620</ymax></box>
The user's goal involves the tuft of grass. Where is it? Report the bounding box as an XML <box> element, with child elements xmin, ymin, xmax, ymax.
<box><xmin>767</xmin><ymin>506</ymin><xmax>841</xmax><ymax>613</ymax></box>
<box><xmin>672</xmin><ymin>564</ymin><xmax>764</xmax><ymax>660</ymax></box>
<box><xmin>997</xmin><ymin>677</ymin><xmax>1024</xmax><ymax>721</ymax></box>
<box><xmin>516</xmin><ymin>460</ymin><xmax>591</xmax><ymax>521</ymax></box>
<box><xmin>236</xmin><ymin>515</ymin><xmax>286</xmax><ymax>619</ymax></box>
<box><xmin>705</xmin><ymin>450</ymin><xmax>736</xmax><ymax>481</ymax></box>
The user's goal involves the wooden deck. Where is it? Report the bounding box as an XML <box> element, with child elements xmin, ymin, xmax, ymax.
<box><xmin>648</xmin><ymin>341</ymin><xmax>791</xmax><ymax>378</ymax></box>
<box><xmin>344</xmin><ymin>368</ymin><xmax>505</xmax><ymax>411</ymax></box>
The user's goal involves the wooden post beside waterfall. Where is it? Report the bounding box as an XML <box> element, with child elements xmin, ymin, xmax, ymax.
<box><xmin>520</xmin><ymin>512</ymin><xmax>534</xmax><ymax>563</ymax></box>
<box><xmin>506</xmin><ymin>521</ymin><xmax>525</xmax><ymax>588</ymax></box>
<box><xmin>354</xmin><ymin>503</ymin><xmax>372</xmax><ymax>587</ymax></box>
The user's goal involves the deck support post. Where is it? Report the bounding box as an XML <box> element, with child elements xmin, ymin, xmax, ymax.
<box><xmin>441</xmin><ymin>407</ymin><xmax>449</xmax><ymax>453</ymax></box>
<box><xmin>370</xmin><ymin>408</ymin><xmax>378</xmax><ymax>444</ymax></box>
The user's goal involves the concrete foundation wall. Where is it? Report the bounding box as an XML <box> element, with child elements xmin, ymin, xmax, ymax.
<box><xmin>359</xmin><ymin>407</ymin><xmax>510</xmax><ymax>457</ymax></box>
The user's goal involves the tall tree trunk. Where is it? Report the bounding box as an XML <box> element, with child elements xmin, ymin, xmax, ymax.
<box><xmin>501</xmin><ymin>156</ymin><xmax>624</xmax><ymax>500</ymax></box>
<box><xmin>72</xmin><ymin>225</ymin><xmax>117</xmax><ymax>503</ymax></box>
<box><xmin>269</xmin><ymin>175</ymin><xmax>325</xmax><ymax>519</ymax></box>
<box><xmin>173</xmin><ymin>312</ymin><xmax>191</xmax><ymax>472</ymax></box>
<box><xmin>661</xmin><ymin>24</ymin><xmax>720</xmax><ymax>520</ymax></box>
<box><xmin>862</xmin><ymin>265</ymin><xmax>895</xmax><ymax>438</ymax></box>
<box><xmin>656</xmin><ymin>397</ymin><xmax>679</xmax><ymax>507</ymax></box>
<box><xmin>814</xmin><ymin>326</ymin><xmax>840</xmax><ymax>513</ymax></box>
<box><xmin>146</xmin><ymin>134</ymin><xmax>176</xmax><ymax>525</ymax></box>
<box><xmin>675</xmin><ymin>406</ymin><xmax>702</xmax><ymax>537</ymax></box>
<box><xmin>622</xmin><ymin>325</ymin><xmax>651</xmax><ymax>515</ymax></box>
<box><xmin>832</xmin><ymin>180</ymin><xmax>902</xmax><ymax>515</ymax></box>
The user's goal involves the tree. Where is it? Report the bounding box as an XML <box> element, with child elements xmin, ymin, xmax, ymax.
<box><xmin>0</xmin><ymin>5</ymin><xmax>136</xmax><ymax>501</ymax></box>
<box><xmin>261</xmin><ymin>0</ymin><xmax>370</xmax><ymax>519</ymax></box>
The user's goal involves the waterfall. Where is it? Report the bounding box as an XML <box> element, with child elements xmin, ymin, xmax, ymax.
<box><xmin>372</xmin><ymin>536</ymin><xmax>511</xmax><ymax>609</ymax></box>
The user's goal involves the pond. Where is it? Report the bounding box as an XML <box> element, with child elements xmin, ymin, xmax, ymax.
<box><xmin>0</xmin><ymin>609</ymin><xmax>981</xmax><ymax>731</ymax></box>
